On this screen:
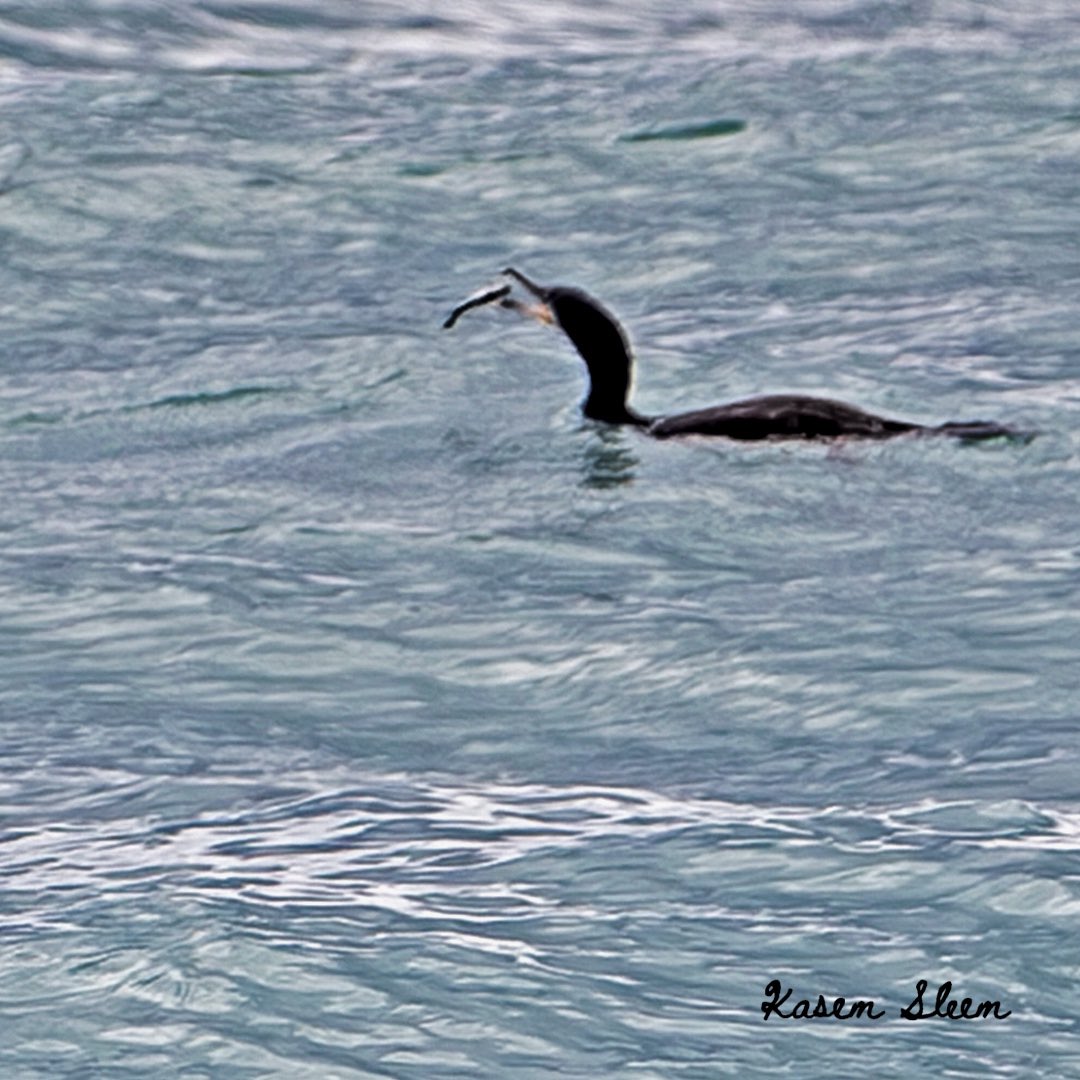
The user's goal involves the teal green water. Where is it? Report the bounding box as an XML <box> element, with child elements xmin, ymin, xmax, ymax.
<box><xmin>2</xmin><ymin>3</ymin><xmax>1080</xmax><ymax>1077</ymax></box>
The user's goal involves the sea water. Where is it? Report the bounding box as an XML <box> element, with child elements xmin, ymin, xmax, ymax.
<box><xmin>2</xmin><ymin>2</ymin><xmax>1080</xmax><ymax>1076</ymax></box>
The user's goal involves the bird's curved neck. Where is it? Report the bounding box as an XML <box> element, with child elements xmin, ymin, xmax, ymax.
<box><xmin>546</xmin><ymin>286</ymin><xmax>652</xmax><ymax>429</ymax></box>
<box><xmin>582</xmin><ymin>386</ymin><xmax>650</xmax><ymax>427</ymax></box>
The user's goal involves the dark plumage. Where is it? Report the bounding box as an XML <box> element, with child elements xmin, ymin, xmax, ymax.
<box><xmin>446</xmin><ymin>268</ymin><xmax>1021</xmax><ymax>443</ymax></box>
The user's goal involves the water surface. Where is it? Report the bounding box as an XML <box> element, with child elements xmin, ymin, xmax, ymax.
<box><xmin>2</xmin><ymin>2</ymin><xmax>1080</xmax><ymax>1076</ymax></box>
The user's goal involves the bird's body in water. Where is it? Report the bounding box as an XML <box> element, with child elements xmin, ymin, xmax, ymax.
<box><xmin>443</xmin><ymin>268</ymin><xmax>1021</xmax><ymax>443</ymax></box>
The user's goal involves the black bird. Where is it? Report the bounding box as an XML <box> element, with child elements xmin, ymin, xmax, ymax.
<box><xmin>444</xmin><ymin>267</ymin><xmax>1020</xmax><ymax>442</ymax></box>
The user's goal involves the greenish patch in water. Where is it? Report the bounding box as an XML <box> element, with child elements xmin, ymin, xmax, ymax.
<box><xmin>7</xmin><ymin>410</ymin><xmax>67</xmax><ymax>428</ymax></box>
<box><xmin>619</xmin><ymin>118</ymin><xmax>747</xmax><ymax>143</ymax></box>
<box><xmin>399</xmin><ymin>161</ymin><xmax>447</xmax><ymax>177</ymax></box>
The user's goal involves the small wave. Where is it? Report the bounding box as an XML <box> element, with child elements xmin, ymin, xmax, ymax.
<box><xmin>129</xmin><ymin>385</ymin><xmax>289</xmax><ymax>412</ymax></box>
<box><xmin>0</xmin><ymin>141</ymin><xmax>29</xmax><ymax>193</ymax></box>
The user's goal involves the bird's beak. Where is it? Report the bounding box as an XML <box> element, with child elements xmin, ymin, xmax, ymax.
<box><xmin>501</xmin><ymin>297</ymin><xmax>555</xmax><ymax>326</ymax></box>
<box><xmin>442</xmin><ymin>268</ymin><xmax>555</xmax><ymax>330</ymax></box>
<box><xmin>502</xmin><ymin>267</ymin><xmax>550</xmax><ymax>301</ymax></box>
<box><xmin>499</xmin><ymin>267</ymin><xmax>554</xmax><ymax>325</ymax></box>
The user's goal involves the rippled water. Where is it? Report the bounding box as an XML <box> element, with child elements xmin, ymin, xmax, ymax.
<box><xmin>3</xmin><ymin>2</ymin><xmax>1080</xmax><ymax>1076</ymax></box>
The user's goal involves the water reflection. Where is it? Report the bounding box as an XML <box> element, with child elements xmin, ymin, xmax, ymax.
<box><xmin>580</xmin><ymin>425</ymin><xmax>638</xmax><ymax>488</ymax></box>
